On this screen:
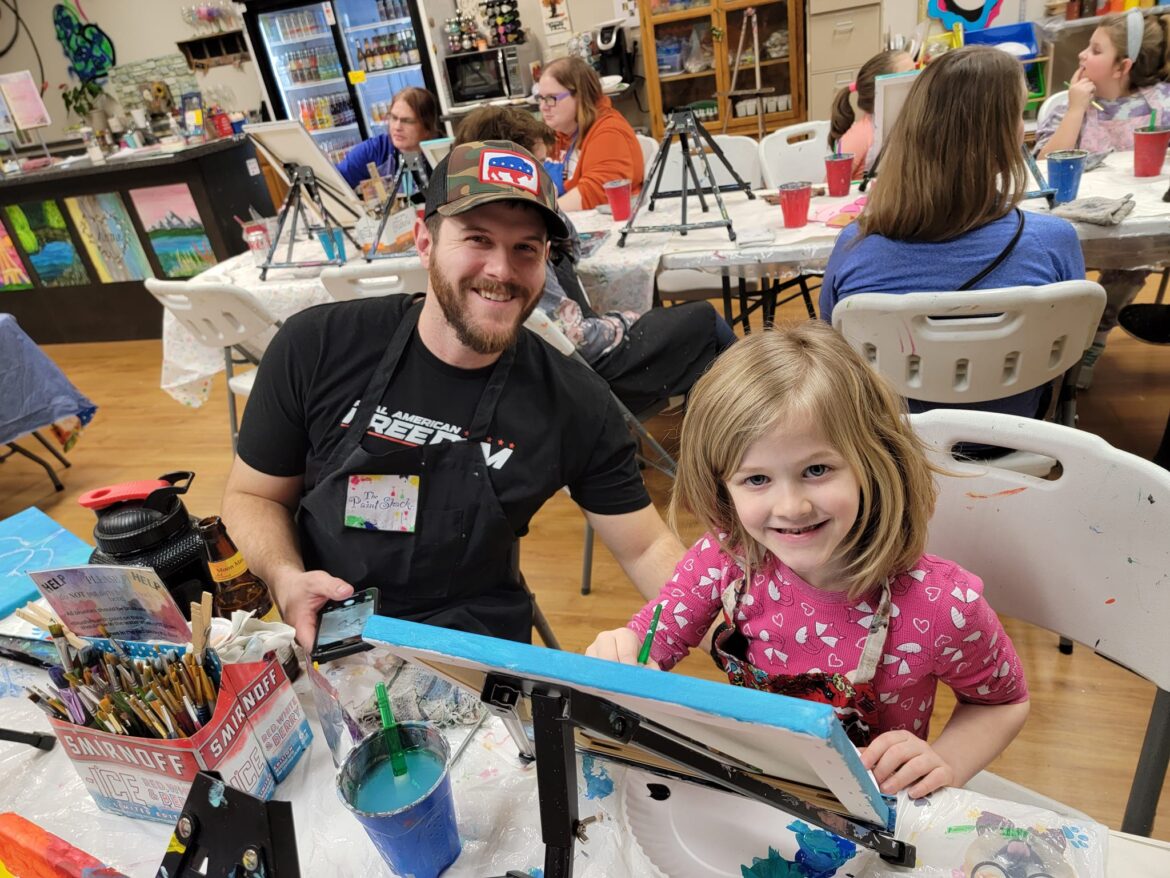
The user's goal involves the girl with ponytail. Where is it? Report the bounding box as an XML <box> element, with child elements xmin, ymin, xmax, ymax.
<box><xmin>828</xmin><ymin>50</ymin><xmax>914</xmax><ymax>179</ymax></box>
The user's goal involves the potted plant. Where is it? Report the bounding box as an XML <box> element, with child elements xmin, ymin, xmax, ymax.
<box><xmin>60</xmin><ymin>79</ymin><xmax>109</xmax><ymax>134</ymax></box>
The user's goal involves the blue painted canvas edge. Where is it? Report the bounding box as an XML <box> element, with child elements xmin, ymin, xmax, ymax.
<box><xmin>364</xmin><ymin>614</ymin><xmax>890</xmax><ymax>824</ymax></box>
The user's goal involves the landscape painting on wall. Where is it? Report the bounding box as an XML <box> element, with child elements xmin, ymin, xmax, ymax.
<box><xmin>128</xmin><ymin>183</ymin><xmax>216</xmax><ymax>278</ymax></box>
<box><xmin>0</xmin><ymin>225</ymin><xmax>32</xmax><ymax>291</ymax></box>
<box><xmin>65</xmin><ymin>192</ymin><xmax>152</xmax><ymax>282</ymax></box>
<box><xmin>4</xmin><ymin>201</ymin><xmax>89</xmax><ymax>287</ymax></box>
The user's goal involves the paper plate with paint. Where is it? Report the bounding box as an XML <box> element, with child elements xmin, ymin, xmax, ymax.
<box><xmin>623</xmin><ymin>768</ymin><xmax>871</xmax><ymax>878</ymax></box>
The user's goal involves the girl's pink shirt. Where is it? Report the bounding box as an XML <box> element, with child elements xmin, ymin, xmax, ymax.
<box><xmin>837</xmin><ymin>114</ymin><xmax>875</xmax><ymax>179</ymax></box>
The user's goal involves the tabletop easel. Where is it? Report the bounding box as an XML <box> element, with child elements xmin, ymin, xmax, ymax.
<box><xmin>366</xmin><ymin>152</ymin><xmax>430</xmax><ymax>263</ymax></box>
<box><xmin>259</xmin><ymin>163</ymin><xmax>357</xmax><ymax>280</ymax></box>
<box><xmin>720</xmin><ymin>8</ymin><xmax>773</xmax><ymax>139</ymax></box>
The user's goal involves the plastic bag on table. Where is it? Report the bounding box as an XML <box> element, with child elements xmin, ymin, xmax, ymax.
<box><xmin>864</xmin><ymin>786</ymin><xmax>1107</xmax><ymax>878</ymax></box>
<box><xmin>308</xmin><ymin>643</ymin><xmax>486</xmax><ymax>766</ymax></box>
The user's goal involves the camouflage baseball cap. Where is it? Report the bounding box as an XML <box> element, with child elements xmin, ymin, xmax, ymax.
<box><xmin>424</xmin><ymin>140</ymin><xmax>568</xmax><ymax>238</ymax></box>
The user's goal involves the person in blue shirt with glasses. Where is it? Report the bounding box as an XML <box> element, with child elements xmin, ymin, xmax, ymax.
<box><xmin>335</xmin><ymin>86</ymin><xmax>440</xmax><ymax>192</ymax></box>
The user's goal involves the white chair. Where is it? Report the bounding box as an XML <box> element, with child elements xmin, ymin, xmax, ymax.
<box><xmin>759</xmin><ymin>120</ymin><xmax>831</xmax><ymax>188</ymax></box>
<box><xmin>319</xmin><ymin>259</ymin><xmax>430</xmax><ymax>301</ymax></box>
<box><xmin>523</xmin><ymin>308</ymin><xmax>678</xmax><ymax>596</ymax></box>
<box><xmin>1036</xmin><ymin>88</ymin><xmax>1067</xmax><ymax>132</ymax></box>
<box><xmin>912</xmin><ymin>409</ymin><xmax>1170</xmax><ymax>836</ymax></box>
<box><xmin>146</xmin><ymin>279</ymin><xmax>280</xmax><ymax>453</ymax></box>
<box><xmin>636</xmin><ymin>133</ymin><xmax>658</xmax><ymax>175</ymax></box>
<box><xmin>831</xmin><ymin>281</ymin><xmax>1106</xmax><ymax>468</ymax></box>
<box><xmin>650</xmin><ymin>134</ymin><xmax>763</xmax><ymax>191</ymax></box>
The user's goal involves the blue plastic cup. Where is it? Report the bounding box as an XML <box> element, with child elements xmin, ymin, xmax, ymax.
<box><xmin>337</xmin><ymin>723</ymin><xmax>461</xmax><ymax>878</ymax></box>
<box><xmin>1046</xmin><ymin>149</ymin><xmax>1088</xmax><ymax>206</ymax></box>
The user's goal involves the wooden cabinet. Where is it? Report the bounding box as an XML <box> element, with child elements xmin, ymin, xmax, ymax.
<box><xmin>638</xmin><ymin>0</ymin><xmax>806</xmax><ymax>140</ymax></box>
<box><xmin>805</xmin><ymin>0</ymin><xmax>881</xmax><ymax>123</ymax></box>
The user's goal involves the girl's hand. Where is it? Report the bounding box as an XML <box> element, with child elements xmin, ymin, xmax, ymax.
<box><xmin>1068</xmin><ymin>67</ymin><xmax>1097</xmax><ymax>113</ymax></box>
<box><xmin>860</xmin><ymin>730</ymin><xmax>955</xmax><ymax>799</ymax></box>
<box><xmin>585</xmin><ymin>627</ymin><xmax>659</xmax><ymax>668</ymax></box>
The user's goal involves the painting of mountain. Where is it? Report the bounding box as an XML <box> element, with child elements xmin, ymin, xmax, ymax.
<box><xmin>4</xmin><ymin>200</ymin><xmax>89</xmax><ymax>287</ymax></box>
<box><xmin>128</xmin><ymin>183</ymin><xmax>216</xmax><ymax>278</ymax></box>
<box><xmin>65</xmin><ymin>192</ymin><xmax>152</xmax><ymax>282</ymax></box>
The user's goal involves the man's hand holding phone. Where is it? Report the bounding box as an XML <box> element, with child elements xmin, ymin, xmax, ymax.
<box><xmin>271</xmin><ymin>568</ymin><xmax>354</xmax><ymax>651</ymax></box>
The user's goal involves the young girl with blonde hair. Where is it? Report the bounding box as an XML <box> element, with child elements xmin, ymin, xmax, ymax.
<box><xmin>819</xmin><ymin>45</ymin><xmax>1084</xmax><ymax>417</ymax></box>
<box><xmin>587</xmin><ymin>323</ymin><xmax>1030</xmax><ymax>799</ymax></box>
<box><xmin>828</xmin><ymin>49</ymin><xmax>915</xmax><ymax>179</ymax></box>
<box><xmin>1036</xmin><ymin>11</ymin><xmax>1170</xmax><ymax>387</ymax></box>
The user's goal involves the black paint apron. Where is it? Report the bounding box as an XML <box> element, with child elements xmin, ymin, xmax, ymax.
<box><xmin>296</xmin><ymin>302</ymin><xmax>533</xmax><ymax>642</ymax></box>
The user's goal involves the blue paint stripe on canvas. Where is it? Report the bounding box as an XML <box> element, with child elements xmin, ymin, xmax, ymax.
<box><xmin>365</xmin><ymin>615</ymin><xmax>836</xmax><ymax>735</ymax></box>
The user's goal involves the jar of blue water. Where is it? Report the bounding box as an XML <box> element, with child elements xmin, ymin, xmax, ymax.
<box><xmin>337</xmin><ymin>722</ymin><xmax>461</xmax><ymax>878</ymax></box>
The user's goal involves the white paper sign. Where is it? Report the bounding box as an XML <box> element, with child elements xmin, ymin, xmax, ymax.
<box><xmin>345</xmin><ymin>474</ymin><xmax>420</xmax><ymax>532</ymax></box>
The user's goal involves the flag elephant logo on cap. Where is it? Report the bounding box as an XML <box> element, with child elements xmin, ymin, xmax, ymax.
<box><xmin>478</xmin><ymin>149</ymin><xmax>540</xmax><ymax>194</ymax></box>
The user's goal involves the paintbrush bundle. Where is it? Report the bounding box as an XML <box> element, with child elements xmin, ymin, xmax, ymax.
<box><xmin>24</xmin><ymin>642</ymin><xmax>220</xmax><ymax>740</ymax></box>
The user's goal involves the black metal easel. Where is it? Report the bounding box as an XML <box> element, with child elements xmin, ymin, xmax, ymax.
<box><xmin>1</xmin><ymin>430</ymin><xmax>70</xmax><ymax>492</ymax></box>
<box><xmin>478</xmin><ymin>672</ymin><xmax>914</xmax><ymax>878</ymax></box>
<box><xmin>259</xmin><ymin>163</ymin><xmax>358</xmax><ymax>280</ymax></box>
<box><xmin>155</xmin><ymin>771</ymin><xmax>299</xmax><ymax>878</ymax></box>
<box><xmin>618</xmin><ymin>108</ymin><xmax>755</xmax><ymax>248</ymax></box>
<box><xmin>862</xmin><ymin>144</ymin><xmax>1056</xmax><ymax>207</ymax></box>
<box><xmin>366</xmin><ymin>153</ymin><xmax>430</xmax><ymax>262</ymax></box>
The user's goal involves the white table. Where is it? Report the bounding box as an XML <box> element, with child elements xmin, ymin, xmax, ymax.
<box><xmin>658</xmin><ymin>151</ymin><xmax>1170</xmax><ymax>279</ymax></box>
<box><xmin>0</xmin><ymin>650</ymin><xmax>1165</xmax><ymax>877</ymax></box>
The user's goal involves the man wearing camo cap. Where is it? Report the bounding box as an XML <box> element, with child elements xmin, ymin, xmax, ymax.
<box><xmin>223</xmin><ymin>141</ymin><xmax>685</xmax><ymax>648</ymax></box>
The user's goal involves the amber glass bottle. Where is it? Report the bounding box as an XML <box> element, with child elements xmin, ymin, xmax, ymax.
<box><xmin>197</xmin><ymin>516</ymin><xmax>282</xmax><ymax>622</ymax></box>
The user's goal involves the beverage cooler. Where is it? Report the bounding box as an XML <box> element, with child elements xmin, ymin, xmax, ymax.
<box><xmin>241</xmin><ymin>0</ymin><xmax>436</xmax><ymax>166</ymax></box>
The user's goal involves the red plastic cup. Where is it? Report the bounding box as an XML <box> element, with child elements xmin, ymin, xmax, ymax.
<box><xmin>1133</xmin><ymin>128</ymin><xmax>1170</xmax><ymax>177</ymax></box>
<box><xmin>777</xmin><ymin>181</ymin><xmax>812</xmax><ymax>229</ymax></box>
<box><xmin>824</xmin><ymin>154</ymin><xmax>853</xmax><ymax>197</ymax></box>
<box><xmin>603</xmin><ymin>178</ymin><xmax>632</xmax><ymax>222</ymax></box>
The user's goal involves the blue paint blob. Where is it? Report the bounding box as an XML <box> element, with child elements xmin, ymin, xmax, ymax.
<box><xmin>787</xmin><ymin>820</ymin><xmax>856</xmax><ymax>878</ymax></box>
<box><xmin>740</xmin><ymin>847</ymin><xmax>801</xmax><ymax>877</ymax></box>
<box><xmin>207</xmin><ymin>779</ymin><xmax>226</xmax><ymax>808</ymax></box>
<box><xmin>580</xmin><ymin>755</ymin><xmax>613</xmax><ymax>800</ymax></box>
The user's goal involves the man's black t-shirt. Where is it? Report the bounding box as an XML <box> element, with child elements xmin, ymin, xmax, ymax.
<box><xmin>237</xmin><ymin>295</ymin><xmax>650</xmax><ymax>535</ymax></box>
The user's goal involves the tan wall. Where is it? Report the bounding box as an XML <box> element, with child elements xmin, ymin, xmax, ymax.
<box><xmin>0</xmin><ymin>0</ymin><xmax>264</xmax><ymax>143</ymax></box>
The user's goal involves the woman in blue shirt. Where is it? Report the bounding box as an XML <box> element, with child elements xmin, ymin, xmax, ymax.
<box><xmin>335</xmin><ymin>86</ymin><xmax>440</xmax><ymax>189</ymax></box>
<box><xmin>820</xmin><ymin>46</ymin><xmax>1085</xmax><ymax>419</ymax></box>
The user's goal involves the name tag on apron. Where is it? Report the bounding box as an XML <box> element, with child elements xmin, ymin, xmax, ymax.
<box><xmin>345</xmin><ymin>474</ymin><xmax>420</xmax><ymax>532</ymax></box>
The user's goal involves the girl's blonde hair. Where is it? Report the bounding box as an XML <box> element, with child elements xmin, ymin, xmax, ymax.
<box><xmin>668</xmin><ymin>323</ymin><xmax>939</xmax><ymax>599</ymax></box>
<box><xmin>1099</xmin><ymin>13</ymin><xmax>1170</xmax><ymax>89</ymax></box>
<box><xmin>542</xmin><ymin>56</ymin><xmax>604</xmax><ymax>141</ymax></box>
<box><xmin>858</xmin><ymin>45</ymin><xmax>1026</xmax><ymax>243</ymax></box>
<box><xmin>828</xmin><ymin>50</ymin><xmax>910</xmax><ymax>149</ymax></box>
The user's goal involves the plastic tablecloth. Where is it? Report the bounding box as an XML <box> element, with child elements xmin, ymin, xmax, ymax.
<box><xmin>1</xmin><ymin>649</ymin><xmax>1168</xmax><ymax>877</ymax></box>
<box><xmin>659</xmin><ymin>152</ymin><xmax>1170</xmax><ymax>277</ymax></box>
<box><xmin>0</xmin><ymin>313</ymin><xmax>96</xmax><ymax>447</ymax></box>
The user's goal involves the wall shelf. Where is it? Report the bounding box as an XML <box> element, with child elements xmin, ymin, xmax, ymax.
<box><xmin>177</xmin><ymin>30</ymin><xmax>252</xmax><ymax>72</ymax></box>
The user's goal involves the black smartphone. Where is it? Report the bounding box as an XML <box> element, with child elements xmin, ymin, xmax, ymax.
<box><xmin>311</xmin><ymin>588</ymin><xmax>379</xmax><ymax>663</ymax></box>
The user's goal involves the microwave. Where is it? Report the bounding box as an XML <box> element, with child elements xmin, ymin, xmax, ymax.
<box><xmin>445</xmin><ymin>44</ymin><xmax>537</xmax><ymax>105</ymax></box>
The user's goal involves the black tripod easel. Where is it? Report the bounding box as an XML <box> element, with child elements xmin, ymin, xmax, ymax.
<box><xmin>478</xmin><ymin>672</ymin><xmax>914</xmax><ymax>878</ymax></box>
<box><xmin>365</xmin><ymin>152</ymin><xmax>430</xmax><ymax>262</ymax></box>
<box><xmin>862</xmin><ymin>144</ymin><xmax>1056</xmax><ymax>206</ymax></box>
<box><xmin>259</xmin><ymin>163</ymin><xmax>358</xmax><ymax>281</ymax></box>
<box><xmin>618</xmin><ymin>108</ymin><xmax>755</xmax><ymax>248</ymax></box>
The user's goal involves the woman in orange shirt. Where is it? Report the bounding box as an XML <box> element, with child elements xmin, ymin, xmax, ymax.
<box><xmin>537</xmin><ymin>57</ymin><xmax>644</xmax><ymax>211</ymax></box>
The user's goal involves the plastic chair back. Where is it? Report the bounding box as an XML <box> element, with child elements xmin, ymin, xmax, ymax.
<box><xmin>653</xmin><ymin>134</ymin><xmax>763</xmax><ymax>191</ymax></box>
<box><xmin>912</xmin><ymin>409</ymin><xmax>1170</xmax><ymax>834</ymax></box>
<box><xmin>759</xmin><ymin>121</ymin><xmax>831</xmax><ymax>187</ymax></box>
<box><xmin>320</xmin><ymin>259</ymin><xmax>429</xmax><ymax>301</ymax></box>
<box><xmin>1037</xmin><ymin>89</ymin><xmax>1067</xmax><ymax>133</ymax></box>
<box><xmin>636</xmin><ymin>133</ymin><xmax>658</xmax><ymax>174</ymax></box>
<box><xmin>146</xmin><ymin>279</ymin><xmax>276</xmax><ymax>351</ymax></box>
<box><xmin>831</xmin><ymin>281</ymin><xmax>1105</xmax><ymax>405</ymax></box>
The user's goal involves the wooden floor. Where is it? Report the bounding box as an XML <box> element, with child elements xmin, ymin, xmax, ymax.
<box><xmin>3</xmin><ymin>280</ymin><xmax>1169</xmax><ymax>838</ymax></box>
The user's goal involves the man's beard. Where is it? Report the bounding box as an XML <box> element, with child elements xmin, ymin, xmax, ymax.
<box><xmin>429</xmin><ymin>262</ymin><xmax>539</xmax><ymax>355</ymax></box>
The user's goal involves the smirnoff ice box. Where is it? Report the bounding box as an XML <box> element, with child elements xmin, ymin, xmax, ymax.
<box><xmin>49</xmin><ymin>652</ymin><xmax>311</xmax><ymax>824</ymax></box>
